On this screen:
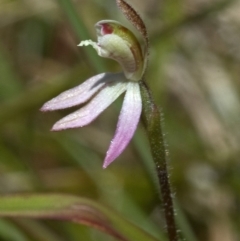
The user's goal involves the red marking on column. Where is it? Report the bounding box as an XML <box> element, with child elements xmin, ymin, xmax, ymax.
<box><xmin>101</xmin><ymin>24</ymin><xmax>113</xmax><ymax>35</ymax></box>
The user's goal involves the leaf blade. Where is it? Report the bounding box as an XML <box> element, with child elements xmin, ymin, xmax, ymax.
<box><xmin>0</xmin><ymin>194</ymin><xmax>160</xmax><ymax>241</ymax></box>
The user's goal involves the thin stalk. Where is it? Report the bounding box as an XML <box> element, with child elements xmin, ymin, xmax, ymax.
<box><xmin>140</xmin><ymin>81</ymin><xmax>178</xmax><ymax>241</ymax></box>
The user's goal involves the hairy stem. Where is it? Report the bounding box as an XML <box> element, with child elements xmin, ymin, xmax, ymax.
<box><xmin>140</xmin><ymin>81</ymin><xmax>178</xmax><ymax>241</ymax></box>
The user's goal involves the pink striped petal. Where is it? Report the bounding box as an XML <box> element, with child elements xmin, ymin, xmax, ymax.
<box><xmin>51</xmin><ymin>81</ymin><xmax>128</xmax><ymax>131</ymax></box>
<box><xmin>103</xmin><ymin>82</ymin><xmax>142</xmax><ymax>168</ymax></box>
<box><xmin>41</xmin><ymin>73</ymin><xmax>123</xmax><ymax>111</ymax></box>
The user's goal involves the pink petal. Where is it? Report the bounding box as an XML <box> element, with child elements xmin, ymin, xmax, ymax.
<box><xmin>41</xmin><ymin>73</ymin><xmax>123</xmax><ymax>111</ymax></box>
<box><xmin>52</xmin><ymin>81</ymin><xmax>127</xmax><ymax>131</ymax></box>
<box><xmin>103</xmin><ymin>82</ymin><xmax>142</xmax><ymax>168</ymax></box>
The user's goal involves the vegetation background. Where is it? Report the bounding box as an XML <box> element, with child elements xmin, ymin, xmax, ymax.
<box><xmin>0</xmin><ymin>0</ymin><xmax>240</xmax><ymax>240</ymax></box>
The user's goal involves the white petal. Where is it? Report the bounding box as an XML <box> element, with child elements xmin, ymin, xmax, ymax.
<box><xmin>52</xmin><ymin>81</ymin><xmax>128</xmax><ymax>131</ymax></box>
<box><xmin>41</xmin><ymin>73</ymin><xmax>123</xmax><ymax>111</ymax></box>
<box><xmin>103</xmin><ymin>82</ymin><xmax>142</xmax><ymax>168</ymax></box>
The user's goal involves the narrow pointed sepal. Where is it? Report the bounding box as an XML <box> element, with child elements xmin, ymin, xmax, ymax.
<box><xmin>116</xmin><ymin>0</ymin><xmax>149</xmax><ymax>49</ymax></box>
<box><xmin>51</xmin><ymin>81</ymin><xmax>128</xmax><ymax>131</ymax></box>
<box><xmin>41</xmin><ymin>73</ymin><xmax>117</xmax><ymax>111</ymax></box>
<box><xmin>103</xmin><ymin>82</ymin><xmax>142</xmax><ymax>168</ymax></box>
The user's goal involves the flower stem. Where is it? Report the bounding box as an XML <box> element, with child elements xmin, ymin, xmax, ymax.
<box><xmin>140</xmin><ymin>81</ymin><xmax>178</xmax><ymax>241</ymax></box>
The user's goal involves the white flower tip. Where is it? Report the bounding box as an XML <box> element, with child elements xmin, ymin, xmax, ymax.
<box><xmin>40</xmin><ymin>100</ymin><xmax>58</xmax><ymax>112</ymax></box>
<box><xmin>78</xmin><ymin>40</ymin><xmax>100</xmax><ymax>55</ymax></box>
<box><xmin>102</xmin><ymin>160</ymin><xmax>110</xmax><ymax>169</ymax></box>
<box><xmin>51</xmin><ymin>122</ymin><xmax>65</xmax><ymax>132</ymax></box>
<box><xmin>77</xmin><ymin>42</ymin><xmax>84</xmax><ymax>47</ymax></box>
<box><xmin>102</xmin><ymin>164</ymin><xmax>108</xmax><ymax>169</ymax></box>
<box><xmin>78</xmin><ymin>40</ymin><xmax>97</xmax><ymax>47</ymax></box>
<box><xmin>103</xmin><ymin>154</ymin><xmax>115</xmax><ymax>169</ymax></box>
<box><xmin>40</xmin><ymin>104</ymin><xmax>50</xmax><ymax>112</ymax></box>
<box><xmin>50</xmin><ymin>126</ymin><xmax>60</xmax><ymax>132</ymax></box>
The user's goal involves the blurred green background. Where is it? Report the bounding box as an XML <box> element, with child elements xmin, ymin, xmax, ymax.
<box><xmin>0</xmin><ymin>0</ymin><xmax>240</xmax><ymax>240</ymax></box>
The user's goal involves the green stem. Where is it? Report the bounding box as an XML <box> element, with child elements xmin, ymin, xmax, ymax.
<box><xmin>57</xmin><ymin>0</ymin><xmax>106</xmax><ymax>72</ymax></box>
<box><xmin>140</xmin><ymin>81</ymin><xmax>178</xmax><ymax>241</ymax></box>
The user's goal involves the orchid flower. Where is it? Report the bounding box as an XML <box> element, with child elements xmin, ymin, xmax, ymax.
<box><xmin>41</xmin><ymin>1</ymin><xmax>148</xmax><ymax>168</ymax></box>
